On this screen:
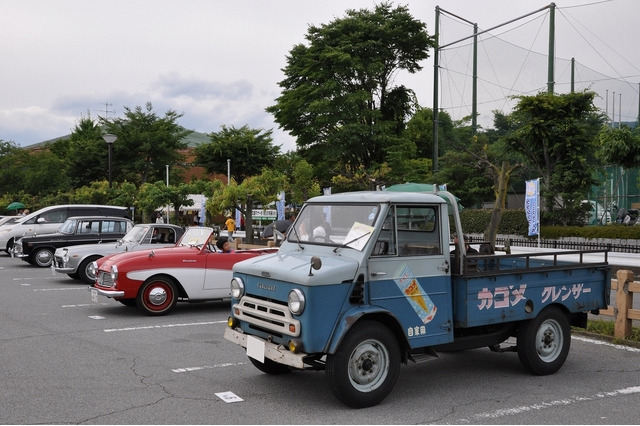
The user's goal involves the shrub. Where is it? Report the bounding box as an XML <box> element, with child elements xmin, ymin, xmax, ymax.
<box><xmin>460</xmin><ymin>208</ymin><xmax>640</xmax><ymax>240</ymax></box>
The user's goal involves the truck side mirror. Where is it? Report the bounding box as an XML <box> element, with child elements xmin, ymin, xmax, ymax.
<box><xmin>309</xmin><ymin>256</ymin><xmax>322</xmax><ymax>276</ymax></box>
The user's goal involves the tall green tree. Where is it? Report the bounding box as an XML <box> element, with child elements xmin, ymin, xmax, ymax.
<box><xmin>207</xmin><ymin>169</ymin><xmax>287</xmax><ymax>244</ymax></box>
<box><xmin>195</xmin><ymin>125</ymin><xmax>280</xmax><ymax>183</ymax></box>
<box><xmin>101</xmin><ymin>102</ymin><xmax>191</xmax><ymax>187</ymax></box>
<box><xmin>63</xmin><ymin>117</ymin><xmax>109</xmax><ymax>188</ymax></box>
<box><xmin>504</xmin><ymin>91</ymin><xmax>606</xmax><ymax>225</ymax></box>
<box><xmin>267</xmin><ymin>2</ymin><xmax>434</xmax><ymax>171</ymax></box>
<box><xmin>0</xmin><ymin>141</ymin><xmax>25</xmax><ymax>194</ymax></box>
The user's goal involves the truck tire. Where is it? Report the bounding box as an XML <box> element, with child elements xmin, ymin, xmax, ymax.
<box><xmin>33</xmin><ymin>247</ymin><xmax>54</xmax><ymax>267</ymax></box>
<box><xmin>136</xmin><ymin>276</ymin><xmax>178</xmax><ymax>316</ymax></box>
<box><xmin>517</xmin><ymin>306</ymin><xmax>570</xmax><ymax>375</ymax></box>
<box><xmin>248</xmin><ymin>356</ymin><xmax>291</xmax><ymax>375</ymax></box>
<box><xmin>78</xmin><ymin>256</ymin><xmax>101</xmax><ymax>284</ymax></box>
<box><xmin>326</xmin><ymin>320</ymin><xmax>400</xmax><ymax>408</ymax></box>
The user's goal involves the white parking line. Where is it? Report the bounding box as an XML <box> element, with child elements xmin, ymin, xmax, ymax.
<box><xmin>63</xmin><ymin>303</ymin><xmax>108</xmax><ymax>307</ymax></box>
<box><xmin>103</xmin><ymin>320</ymin><xmax>226</xmax><ymax>333</ymax></box>
<box><xmin>463</xmin><ymin>386</ymin><xmax>640</xmax><ymax>422</ymax></box>
<box><xmin>573</xmin><ymin>335</ymin><xmax>640</xmax><ymax>353</ymax></box>
<box><xmin>173</xmin><ymin>362</ymin><xmax>248</xmax><ymax>373</ymax></box>
<box><xmin>33</xmin><ymin>287</ymin><xmax>85</xmax><ymax>291</ymax></box>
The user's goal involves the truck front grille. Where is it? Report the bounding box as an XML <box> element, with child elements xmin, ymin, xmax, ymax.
<box><xmin>234</xmin><ymin>295</ymin><xmax>300</xmax><ymax>337</ymax></box>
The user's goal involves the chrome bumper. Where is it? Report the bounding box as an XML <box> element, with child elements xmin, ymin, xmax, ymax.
<box><xmin>223</xmin><ymin>327</ymin><xmax>306</xmax><ymax>369</ymax></box>
<box><xmin>87</xmin><ymin>286</ymin><xmax>125</xmax><ymax>298</ymax></box>
<box><xmin>53</xmin><ymin>265</ymin><xmax>75</xmax><ymax>274</ymax></box>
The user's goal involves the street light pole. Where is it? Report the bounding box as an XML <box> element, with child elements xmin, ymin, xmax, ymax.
<box><xmin>102</xmin><ymin>134</ymin><xmax>117</xmax><ymax>188</ymax></box>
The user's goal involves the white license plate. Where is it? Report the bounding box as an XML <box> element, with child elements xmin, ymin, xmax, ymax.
<box><xmin>91</xmin><ymin>289</ymin><xmax>98</xmax><ymax>303</ymax></box>
<box><xmin>246</xmin><ymin>335</ymin><xmax>265</xmax><ymax>363</ymax></box>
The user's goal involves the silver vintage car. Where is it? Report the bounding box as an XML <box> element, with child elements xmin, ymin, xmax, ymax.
<box><xmin>52</xmin><ymin>223</ymin><xmax>184</xmax><ymax>284</ymax></box>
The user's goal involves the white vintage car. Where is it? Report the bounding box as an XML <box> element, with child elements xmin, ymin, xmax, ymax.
<box><xmin>52</xmin><ymin>224</ymin><xmax>184</xmax><ymax>284</ymax></box>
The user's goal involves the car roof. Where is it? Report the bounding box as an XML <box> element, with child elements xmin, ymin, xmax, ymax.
<box><xmin>65</xmin><ymin>216</ymin><xmax>133</xmax><ymax>221</ymax></box>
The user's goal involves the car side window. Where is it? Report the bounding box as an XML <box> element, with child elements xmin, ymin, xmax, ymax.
<box><xmin>101</xmin><ymin>220</ymin><xmax>125</xmax><ymax>233</ymax></box>
<box><xmin>79</xmin><ymin>220</ymin><xmax>98</xmax><ymax>233</ymax></box>
<box><xmin>396</xmin><ymin>205</ymin><xmax>441</xmax><ymax>256</ymax></box>
<box><xmin>40</xmin><ymin>210</ymin><xmax>66</xmax><ymax>223</ymax></box>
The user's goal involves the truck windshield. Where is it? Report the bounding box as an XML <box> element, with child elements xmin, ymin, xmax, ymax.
<box><xmin>289</xmin><ymin>203</ymin><xmax>380</xmax><ymax>248</ymax></box>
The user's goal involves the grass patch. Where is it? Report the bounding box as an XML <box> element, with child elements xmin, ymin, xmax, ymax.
<box><xmin>584</xmin><ymin>319</ymin><xmax>640</xmax><ymax>343</ymax></box>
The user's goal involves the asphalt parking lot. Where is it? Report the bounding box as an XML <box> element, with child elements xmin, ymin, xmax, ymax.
<box><xmin>1</xmin><ymin>253</ymin><xmax>640</xmax><ymax>424</ymax></box>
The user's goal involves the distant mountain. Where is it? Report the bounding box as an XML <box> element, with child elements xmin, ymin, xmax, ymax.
<box><xmin>25</xmin><ymin>130</ymin><xmax>210</xmax><ymax>149</ymax></box>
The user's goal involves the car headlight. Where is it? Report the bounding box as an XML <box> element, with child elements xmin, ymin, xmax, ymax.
<box><xmin>110</xmin><ymin>265</ymin><xmax>118</xmax><ymax>281</ymax></box>
<box><xmin>230</xmin><ymin>277</ymin><xmax>245</xmax><ymax>299</ymax></box>
<box><xmin>288</xmin><ymin>289</ymin><xmax>305</xmax><ymax>315</ymax></box>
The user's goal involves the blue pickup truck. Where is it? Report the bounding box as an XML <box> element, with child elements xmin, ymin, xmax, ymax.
<box><xmin>224</xmin><ymin>189</ymin><xmax>610</xmax><ymax>408</ymax></box>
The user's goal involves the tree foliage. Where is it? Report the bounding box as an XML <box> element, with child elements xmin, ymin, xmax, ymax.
<box><xmin>267</xmin><ymin>2</ymin><xmax>434</xmax><ymax>170</ymax></box>
<box><xmin>207</xmin><ymin>169</ymin><xmax>287</xmax><ymax>243</ymax></box>
<box><xmin>61</xmin><ymin>116</ymin><xmax>109</xmax><ymax>188</ymax></box>
<box><xmin>504</xmin><ymin>91</ymin><xmax>606</xmax><ymax>225</ymax></box>
<box><xmin>195</xmin><ymin>125</ymin><xmax>280</xmax><ymax>183</ymax></box>
<box><xmin>101</xmin><ymin>102</ymin><xmax>191</xmax><ymax>186</ymax></box>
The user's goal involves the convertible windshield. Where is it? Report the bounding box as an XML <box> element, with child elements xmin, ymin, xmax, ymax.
<box><xmin>122</xmin><ymin>226</ymin><xmax>151</xmax><ymax>243</ymax></box>
<box><xmin>179</xmin><ymin>227</ymin><xmax>213</xmax><ymax>247</ymax></box>
<box><xmin>289</xmin><ymin>203</ymin><xmax>380</xmax><ymax>249</ymax></box>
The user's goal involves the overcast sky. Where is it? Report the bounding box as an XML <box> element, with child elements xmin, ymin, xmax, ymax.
<box><xmin>2</xmin><ymin>0</ymin><xmax>639</xmax><ymax>152</ymax></box>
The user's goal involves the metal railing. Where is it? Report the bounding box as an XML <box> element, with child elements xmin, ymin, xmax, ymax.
<box><xmin>495</xmin><ymin>236</ymin><xmax>640</xmax><ymax>254</ymax></box>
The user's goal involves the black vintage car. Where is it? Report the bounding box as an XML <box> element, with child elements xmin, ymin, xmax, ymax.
<box><xmin>12</xmin><ymin>216</ymin><xmax>134</xmax><ymax>267</ymax></box>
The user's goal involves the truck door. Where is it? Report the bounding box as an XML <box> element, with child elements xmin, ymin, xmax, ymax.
<box><xmin>367</xmin><ymin>204</ymin><xmax>453</xmax><ymax>348</ymax></box>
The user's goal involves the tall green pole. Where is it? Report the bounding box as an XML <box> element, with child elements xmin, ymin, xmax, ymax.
<box><xmin>571</xmin><ymin>57</ymin><xmax>575</xmax><ymax>92</ymax></box>
<box><xmin>432</xmin><ymin>6</ymin><xmax>440</xmax><ymax>173</ymax></box>
<box><xmin>547</xmin><ymin>2</ymin><xmax>555</xmax><ymax>93</ymax></box>
<box><xmin>472</xmin><ymin>23</ymin><xmax>478</xmax><ymax>135</ymax></box>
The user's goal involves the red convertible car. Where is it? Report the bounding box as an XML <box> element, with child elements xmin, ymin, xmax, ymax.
<box><xmin>89</xmin><ymin>227</ymin><xmax>277</xmax><ymax>316</ymax></box>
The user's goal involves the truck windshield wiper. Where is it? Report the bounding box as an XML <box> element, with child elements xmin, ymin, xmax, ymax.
<box><xmin>333</xmin><ymin>231</ymin><xmax>371</xmax><ymax>253</ymax></box>
<box><xmin>290</xmin><ymin>223</ymin><xmax>304</xmax><ymax>250</ymax></box>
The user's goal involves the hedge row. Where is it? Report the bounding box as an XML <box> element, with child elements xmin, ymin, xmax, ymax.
<box><xmin>459</xmin><ymin>209</ymin><xmax>640</xmax><ymax>240</ymax></box>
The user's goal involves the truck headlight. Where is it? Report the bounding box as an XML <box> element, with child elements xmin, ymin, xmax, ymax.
<box><xmin>110</xmin><ymin>265</ymin><xmax>118</xmax><ymax>281</ymax></box>
<box><xmin>288</xmin><ymin>289</ymin><xmax>305</xmax><ymax>315</ymax></box>
<box><xmin>230</xmin><ymin>277</ymin><xmax>245</xmax><ymax>299</ymax></box>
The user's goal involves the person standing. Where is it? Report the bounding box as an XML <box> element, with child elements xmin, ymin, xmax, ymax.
<box><xmin>156</xmin><ymin>212</ymin><xmax>164</xmax><ymax>224</ymax></box>
<box><xmin>225</xmin><ymin>215</ymin><xmax>235</xmax><ymax>239</ymax></box>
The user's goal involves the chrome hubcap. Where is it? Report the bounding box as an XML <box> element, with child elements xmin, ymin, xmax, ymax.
<box><xmin>148</xmin><ymin>287</ymin><xmax>168</xmax><ymax>306</ymax></box>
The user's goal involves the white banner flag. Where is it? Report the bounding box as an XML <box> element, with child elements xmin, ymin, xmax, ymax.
<box><xmin>525</xmin><ymin>178</ymin><xmax>540</xmax><ymax>236</ymax></box>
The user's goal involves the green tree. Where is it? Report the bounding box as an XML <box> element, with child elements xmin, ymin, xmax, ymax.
<box><xmin>267</xmin><ymin>2</ymin><xmax>434</xmax><ymax>171</ymax></box>
<box><xmin>136</xmin><ymin>181</ymin><xmax>199</xmax><ymax>223</ymax></box>
<box><xmin>290</xmin><ymin>159</ymin><xmax>321</xmax><ymax>205</ymax></box>
<box><xmin>101</xmin><ymin>102</ymin><xmax>191</xmax><ymax>187</ymax></box>
<box><xmin>208</xmin><ymin>169</ymin><xmax>287</xmax><ymax>244</ymax></box>
<box><xmin>195</xmin><ymin>125</ymin><xmax>280</xmax><ymax>183</ymax></box>
<box><xmin>405</xmin><ymin>107</ymin><xmax>456</xmax><ymax>159</ymax></box>
<box><xmin>64</xmin><ymin>117</ymin><xmax>110</xmax><ymax>188</ymax></box>
<box><xmin>505</xmin><ymin>91</ymin><xmax>606</xmax><ymax>225</ymax></box>
<box><xmin>0</xmin><ymin>141</ymin><xmax>25</xmax><ymax>194</ymax></box>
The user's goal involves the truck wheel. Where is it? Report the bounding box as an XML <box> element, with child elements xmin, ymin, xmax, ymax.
<box><xmin>78</xmin><ymin>256</ymin><xmax>101</xmax><ymax>284</ymax></box>
<box><xmin>248</xmin><ymin>356</ymin><xmax>291</xmax><ymax>375</ymax></box>
<box><xmin>326</xmin><ymin>320</ymin><xmax>400</xmax><ymax>408</ymax></box>
<box><xmin>517</xmin><ymin>306</ymin><xmax>570</xmax><ymax>375</ymax></box>
<box><xmin>136</xmin><ymin>276</ymin><xmax>178</xmax><ymax>316</ymax></box>
<box><xmin>33</xmin><ymin>247</ymin><xmax>54</xmax><ymax>267</ymax></box>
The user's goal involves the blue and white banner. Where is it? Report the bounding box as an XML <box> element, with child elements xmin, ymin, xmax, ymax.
<box><xmin>322</xmin><ymin>187</ymin><xmax>331</xmax><ymax>223</ymax></box>
<box><xmin>525</xmin><ymin>178</ymin><xmax>540</xmax><ymax>236</ymax></box>
<box><xmin>276</xmin><ymin>191</ymin><xmax>285</xmax><ymax>220</ymax></box>
<box><xmin>198</xmin><ymin>195</ymin><xmax>207</xmax><ymax>226</ymax></box>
